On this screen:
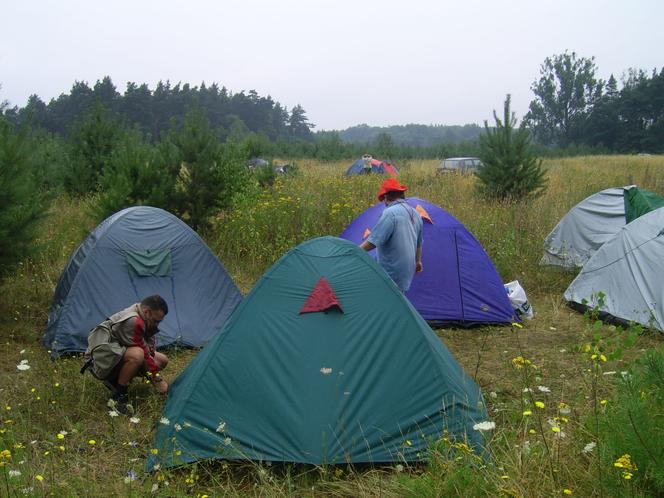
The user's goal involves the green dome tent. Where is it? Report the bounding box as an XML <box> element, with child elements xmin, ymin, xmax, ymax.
<box><xmin>149</xmin><ymin>237</ymin><xmax>488</xmax><ymax>468</ymax></box>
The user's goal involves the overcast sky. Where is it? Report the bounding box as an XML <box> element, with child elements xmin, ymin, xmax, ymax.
<box><xmin>2</xmin><ymin>0</ymin><xmax>663</xmax><ymax>130</ymax></box>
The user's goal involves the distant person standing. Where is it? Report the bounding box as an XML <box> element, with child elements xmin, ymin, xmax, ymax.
<box><xmin>360</xmin><ymin>178</ymin><xmax>423</xmax><ymax>292</ymax></box>
<box><xmin>362</xmin><ymin>153</ymin><xmax>373</xmax><ymax>174</ymax></box>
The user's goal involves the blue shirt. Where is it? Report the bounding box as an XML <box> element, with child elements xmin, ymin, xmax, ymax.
<box><xmin>367</xmin><ymin>200</ymin><xmax>423</xmax><ymax>292</ymax></box>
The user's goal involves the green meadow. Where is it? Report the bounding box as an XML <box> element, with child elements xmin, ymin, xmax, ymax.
<box><xmin>1</xmin><ymin>155</ymin><xmax>664</xmax><ymax>497</ymax></box>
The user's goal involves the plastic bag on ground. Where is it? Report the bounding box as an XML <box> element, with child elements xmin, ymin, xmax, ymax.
<box><xmin>505</xmin><ymin>280</ymin><xmax>535</xmax><ymax>320</ymax></box>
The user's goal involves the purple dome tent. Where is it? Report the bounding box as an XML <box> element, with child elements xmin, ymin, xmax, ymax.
<box><xmin>340</xmin><ymin>198</ymin><xmax>516</xmax><ymax>326</ymax></box>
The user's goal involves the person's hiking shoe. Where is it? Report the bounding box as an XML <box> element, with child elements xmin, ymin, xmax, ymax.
<box><xmin>107</xmin><ymin>384</ymin><xmax>133</xmax><ymax>415</ymax></box>
<box><xmin>113</xmin><ymin>393</ymin><xmax>131</xmax><ymax>415</ymax></box>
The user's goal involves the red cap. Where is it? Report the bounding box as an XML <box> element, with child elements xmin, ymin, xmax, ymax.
<box><xmin>377</xmin><ymin>178</ymin><xmax>408</xmax><ymax>201</ymax></box>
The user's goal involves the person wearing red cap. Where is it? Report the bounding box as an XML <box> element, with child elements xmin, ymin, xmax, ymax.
<box><xmin>360</xmin><ymin>178</ymin><xmax>423</xmax><ymax>292</ymax></box>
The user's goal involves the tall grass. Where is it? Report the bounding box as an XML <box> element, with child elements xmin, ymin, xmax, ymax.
<box><xmin>1</xmin><ymin>155</ymin><xmax>663</xmax><ymax>496</ymax></box>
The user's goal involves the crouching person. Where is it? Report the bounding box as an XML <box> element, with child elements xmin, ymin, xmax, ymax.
<box><xmin>83</xmin><ymin>295</ymin><xmax>169</xmax><ymax>414</ymax></box>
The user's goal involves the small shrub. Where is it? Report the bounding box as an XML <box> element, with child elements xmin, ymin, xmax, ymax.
<box><xmin>595</xmin><ymin>347</ymin><xmax>664</xmax><ymax>496</ymax></box>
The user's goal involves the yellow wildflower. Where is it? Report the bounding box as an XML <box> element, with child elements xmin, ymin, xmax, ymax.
<box><xmin>36</xmin><ymin>475</ymin><xmax>44</xmax><ymax>482</ymax></box>
<box><xmin>150</xmin><ymin>448</ymin><xmax>159</xmax><ymax>455</ymax></box>
<box><xmin>535</xmin><ymin>401</ymin><xmax>545</xmax><ymax>409</ymax></box>
<box><xmin>522</xmin><ymin>410</ymin><xmax>532</xmax><ymax>416</ymax></box>
<box><xmin>88</xmin><ymin>440</ymin><xmax>96</xmax><ymax>445</ymax></box>
<box><xmin>563</xmin><ymin>489</ymin><xmax>573</xmax><ymax>495</ymax></box>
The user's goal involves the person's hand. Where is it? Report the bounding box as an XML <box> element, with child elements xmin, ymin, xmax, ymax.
<box><xmin>154</xmin><ymin>379</ymin><xmax>169</xmax><ymax>395</ymax></box>
<box><xmin>416</xmin><ymin>261</ymin><xmax>423</xmax><ymax>273</ymax></box>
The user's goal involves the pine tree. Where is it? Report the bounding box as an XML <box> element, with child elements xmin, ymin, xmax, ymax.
<box><xmin>0</xmin><ymin>119</ymin><xmax>46</xmax><ymax>277</ymax></box>
<box><xmin>476</xmin><ymin>95</ymin><xmax>547</xmax><ymax>200</ymax></box>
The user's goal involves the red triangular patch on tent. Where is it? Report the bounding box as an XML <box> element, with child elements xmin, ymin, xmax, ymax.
<box><xmin>363</xmin><ymin>228</ymin><xmax>372</xmax><ymax>239</ymax></box>
<box><xmin>416</xmin><ymin>204</ymin><xmax>433</xmax><ymax>224</ymax></box>
<box><xmin>300</xmin><ymin>277</ymin><xmax>343</xmax><ymax>314</ymax></box>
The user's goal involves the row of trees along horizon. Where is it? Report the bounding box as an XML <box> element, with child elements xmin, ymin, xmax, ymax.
<box><xmin>2</xmin><ymin>51</ymin><xmax>663</xmax><ymax>159</ymax></box>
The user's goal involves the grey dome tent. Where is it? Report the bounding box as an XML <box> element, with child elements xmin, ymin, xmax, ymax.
<box><xmin>564</xmin><ymin>206</ymin><xmax>664</xmax><ymax>332</ymax></box>
<box><xmin>541</xmin><ymin>186</ymin><xmax>664</xmax><ymax>270</ymax></box>
<box><xmin>44</xmin><ymin>206</ymin><xmax>242</xmax><ymax>356</ymax></box>
<box><xmin>148</xmin><ymin>237</ymin><xmax>488</xmax><ymax>469</ymax></box>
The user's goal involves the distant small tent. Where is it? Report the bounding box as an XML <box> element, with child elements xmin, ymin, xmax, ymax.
<box><xmin>345</xmin><ymin>157</ymin><xmax>399</xmax><ymax>176</ymax></box>
<box><xmin>148</xmin><ymin>237</ymin><xmax>488</xmax><ymax>469</ymax></box>
<box><xmin>541</xmin><ymin>185</ymin><xmax>664</xmax><ymax>269</ymax></box>
<box><xmin>44</xmin><ymin>206</ymin><xmax>242</xmax><ymax>356</ymax></box>
<box><xmin>340</xmin><ymin>198</ymin><xmax>515</xmax><ymax>326</ymax></box>
<box><xmin>564</xmin><ymin>207</ymin><xmax>664</xmax><ymax>332</ymax></box>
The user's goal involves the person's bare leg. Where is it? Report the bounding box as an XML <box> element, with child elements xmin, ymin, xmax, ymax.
<box><xmin>117</xmin><ymin>347</ymin><xmax>145</xmax><ymax>386</ymax></box>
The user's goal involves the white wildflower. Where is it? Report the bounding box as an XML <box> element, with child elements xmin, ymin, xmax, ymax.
<box><xmin>320</xmin><ymin>367</ymin><xmax>332</xmax><ymax>375</ymax></box>
<box><xmin>583</xmin><ymin>441</ymin><xmax>596</xmax><ymax>454</ymax></box>
<box><xmin>223</xmin><ymin>437</ymin><xmax>232</xmax><ymax>446</ymax></box>
<box><xmin>123</xmin><ymin>471</ymin><xmax>138</xmax><ymax>484</ymax></box>
<box><xmin>151</xmin><ymin>483</ymin><xmax>159</xmax><ymax>493</ymax></box>
<box><xmin>549</xmin><ymin>327</ymin><xmax>557</xmax><ymax>331</ymax></box>
<box><xmin>16</xmin><ymin>360</ymin><xmax>30</xmax><ymax>371</ymax></box>
<box><xmin>537</xmin><ymin>386</ymin><xmax>551</xmax><ymax>393</ymax></box>
<box><xmin>159</xmin><ymin>417</ymin><xmax>170</xmax><ymax>425</ymax></box>
<box><xmin>19</xmin><ymin>349</ymin><xmax>26</xmax><ymax>355</ymax></box>
<box><xmin>522</xmin><ymin>441</ymin><xmax>531</xmax><ymax>455</ymax></box>
<box><xmin>559</xmin><ymin>349</ymin><xmax>566</xmax><ymax>353</ymax></box>
<box><xmin>522</xmin><ymin>387</ymin><xmax>533</xmax><ymax>393</ymax></box>
<box><xmin>108</xmin><ymin>410</ymin><xmax>119</xmax><ymax>418</ymax></box>
<box><xmin>489</xmin><ymin>391</ymin><xmax>498</xmax><ymax>399</ymax></box>
<box><xmin>9</xmin><ymin>470</ymin><xmax>21</xmax><ymax>477</ymax></box>
<box><xmin>472</xmin><ymin>421</ymin><xmax>496</xmax><ymax>431</ymax></box>
<box><xmin>216</xmin><ymin>420</ymin><xmax>226</xmax><ymax>433</ymax></box>
<box><xmin>174</xmin><ymin>424</ymin><xmax>182</xmax><ymax>432</ymax></box>
<box><xmin>395</xmin><ymin>464</ymin><xmax>404</xmax><ymax>472</ymax></box>
<box><xmin>129</xmin><ymin>417</ymin><xmax>140</xmax><ymax>424</ymax></box>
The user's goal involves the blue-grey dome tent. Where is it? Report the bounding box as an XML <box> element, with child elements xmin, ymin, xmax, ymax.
<box><xmin>44</xmin><ymin>206</ymin><xmax>242</xmax><ymax>356</ymax></box>
<box><xmin>148</xmin><ymin>237</ymin><xmax>488</xmax><ymax>469</ymax></box>
<box><xmin>564</xmin><ymin>206</ymin><xmax>664</xmax><ymax>332</ymax></box>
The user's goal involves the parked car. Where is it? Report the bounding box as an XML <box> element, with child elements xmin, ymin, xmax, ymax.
<box><xmin>437</xmin><ymin>157</ymin><xmax>483</xmax><ymax>174</ymax></box>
